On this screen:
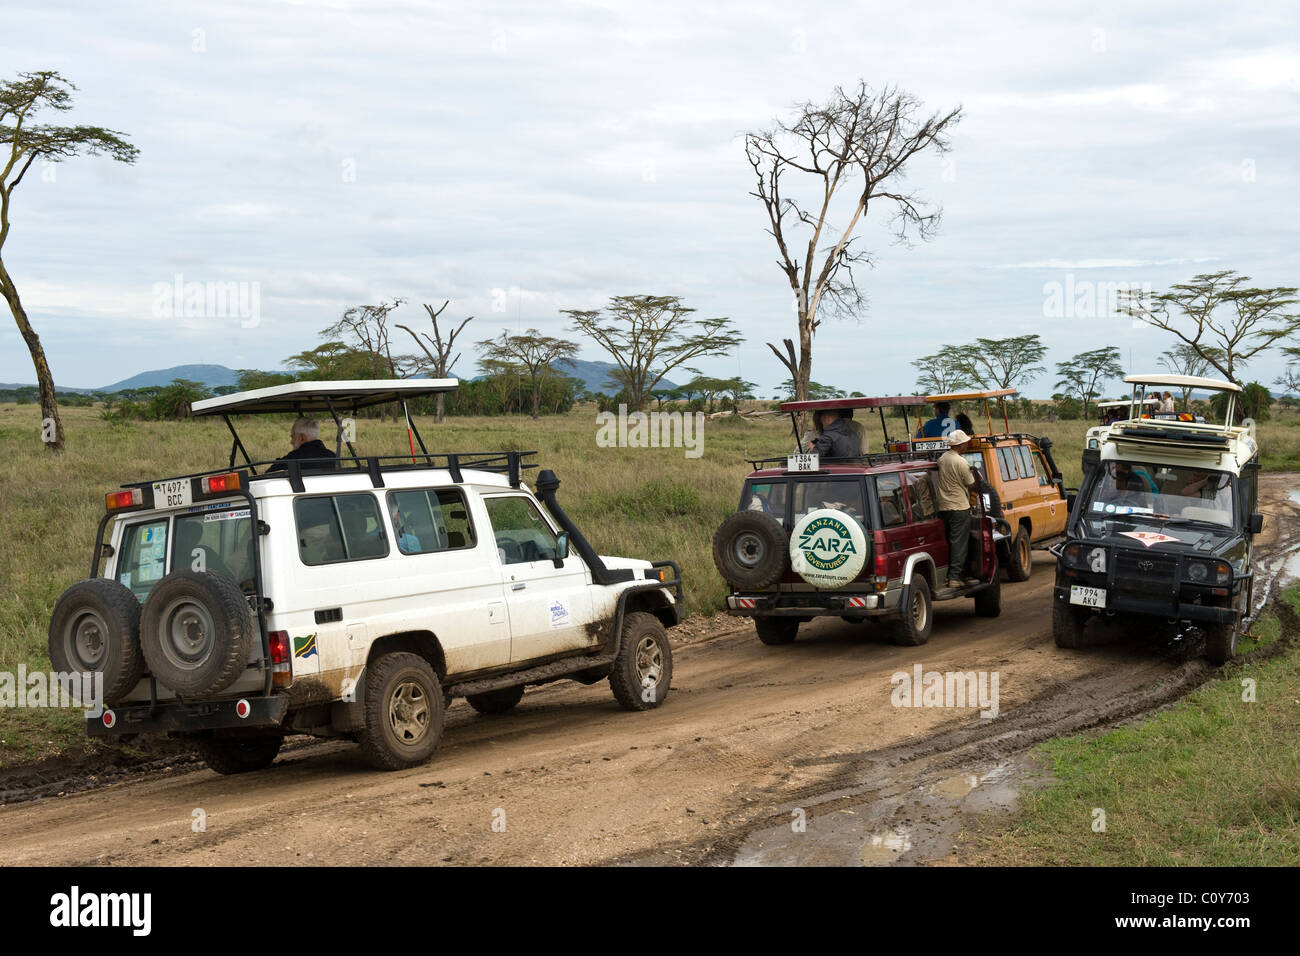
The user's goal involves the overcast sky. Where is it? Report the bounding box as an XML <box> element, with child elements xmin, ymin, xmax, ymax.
<box><xmin>3</xmin><ymin>0</ymin><xmax>1297</xmax><ymax>395</ymax></box>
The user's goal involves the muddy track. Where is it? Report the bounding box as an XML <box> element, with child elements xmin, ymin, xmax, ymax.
<box><xmin>0</xmin><ymin>475</ymin><xmax>1295</xmax><ymax>866</ymax></box>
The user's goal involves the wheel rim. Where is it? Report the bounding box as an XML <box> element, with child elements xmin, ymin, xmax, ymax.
<box><xmin>68</xmin><ymin>611</ymin><xmax>108</xmax><ymax>670</ymax></box>
<box><xmin>910</xmin><ymin>591</ymin><xmax>927</xmax><ymax>630</ymax></box>
<box><xmin>1019</xmin><ymin>536</ymin><xmax>1031</xmax><ymax>568</ymax></box>
<box><xmin>388</xmin><ymin>678</ymin><xmax>431</xmax><ymax>744</ymax></box>
<box><xmin>159</xmin><ymin>597</ymin><xmax>215</xmax><ymax>671</ymax></box>
<box><xmin>733</xmin><ymin>531</ymin><xmax>765</xmax><ymax>569</ymax></box>
<box><xmin>635</xmin><ymin>635</ymin><xmax>663</xmax><ymax>686</ymax></box>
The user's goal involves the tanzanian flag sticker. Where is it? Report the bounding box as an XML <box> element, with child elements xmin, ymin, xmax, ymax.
<box><xmin>294</xmin><ymin>634</ymin><xmax>318</xmax><ymax>660</ymax></box>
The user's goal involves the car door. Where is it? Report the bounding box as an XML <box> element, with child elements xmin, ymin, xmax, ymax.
<box><xmin>905</xmin><ymin>468</ymin><xmax>948</xmax><ymax>570</ymax></box>
<box><xmin>482</xmin><ymin>494</ymin><xmax>596</xmax><ymax>664</ymax></box>
<box><xmin>873</xmin><ymin>472</ymin><xmax>914</xmax><ymax>583</ymax></box>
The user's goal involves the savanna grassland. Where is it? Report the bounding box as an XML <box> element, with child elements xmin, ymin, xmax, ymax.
<box><xmin>2</xmin><ymin>400</ymin><xmax>1299</xmax><ymax>766</ymax></box>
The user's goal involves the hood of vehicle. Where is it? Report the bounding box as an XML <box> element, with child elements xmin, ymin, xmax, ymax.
<box><xmin>1076</xmin><ymin>520</ymin><xmax>1246</xmax><ymax>560</ymax></box>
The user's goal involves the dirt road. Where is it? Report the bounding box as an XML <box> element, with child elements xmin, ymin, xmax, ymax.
<box><xmin>2</xmin><ymin>476</ymin><xmax>1296</xmax><ymax>866</ymax></box>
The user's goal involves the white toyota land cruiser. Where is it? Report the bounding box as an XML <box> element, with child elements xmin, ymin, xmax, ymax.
<box><xmin>49</xmin><ymin>380</ymin><xmax>682</xmax><ymax>772</ymax></box>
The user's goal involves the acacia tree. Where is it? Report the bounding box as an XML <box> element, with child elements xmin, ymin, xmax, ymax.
<box><xmin>1054</xmin><ymin>346</ymin><xmax>1125</xmax><ymax>420</ymax></box>
<box><xmin>476</xmin><ymin>329</ymin><xmax>579</xmax><ymax>419</ymax></box>
<box><xmin>1118</xmin><ymin>270</ymin><xmax>1300</xmax><ymax>387</ymax></box>
<box><xmin>321</xmin><ymin>298</ymin><xmax>408</xmax><ymax>378</ymax></box>
<box><xmin>1159</xmin><ymin>342</ymin><xmax>1226</xmax><ymax>410</ymax></box>
<box><xmin>912</xmin><ymin>344</ymin><xmax>974</xmax><ymax>395</ymax></box>
<box><xmin>1</xmin><ymin>71</ymin><xmax>138</xmax><ymax>451</ymax></box>
<box><xmin>745</xmin><ymin>81</ymin><xmax>961</xmax><ymax>405</ymax></box>
<box><xmin>950</xmin><ymin>334</ymin><xmax>1048</xmax><ymax>392</ymax></box>
<box><xmin>397</xmin><ymin>300</ymin><xmax>473</xmax><ymax>422</ymax></box>
<box><xmin>565</xmin><ymin>294</ymin><xmax>742</xmax><ymax>410</ymax></box>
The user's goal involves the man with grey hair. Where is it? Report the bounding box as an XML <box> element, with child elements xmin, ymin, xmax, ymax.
<box><xmin>267</xmin><ymin>417</ymin><xmax>339</xmax><ymax>472</ymax></box>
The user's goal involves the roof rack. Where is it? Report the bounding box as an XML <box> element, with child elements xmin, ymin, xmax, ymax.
<box><xmin>123</xmin><ymin>451</ymin><xmax>539</xmax><ymax>494</ymax></box>
<box><xmin>745</xmin><ymin>450</ymin><xmax>941</xmax><ymax>472</ymax></box>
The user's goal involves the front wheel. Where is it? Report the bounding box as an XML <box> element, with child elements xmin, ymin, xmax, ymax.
<box><xmin>890</xmin><ymin>578</ymin><xmax>932</xmax><ymax>646</ymax></box>
<box><xmin>974</xmin><ymin>574</ymin><xmax>1002</xmax><ymax>617</ymax></box>
<box><xmin>1006</xmin><ymin>526</ymin><xmax>1033</xmax><ymax>582</ymax></box>
<box><xmin>358</xmin><ymin>652</ymin><xmax>445</xmax><ymax>770</ymax></box>
<box><xmin>1052</xmin><ymin>597</ymin><xmax>1088</xmax><ymax>648</ymax></box>
<box><xmin>195</xmin><ymin>734</ymin><xmax>283</xmax><ymax>775</ymax></box>
<box><xmin>610</xmin><ymin>612</ymin><xmax>673</xmax><ymax>711</ymax></box>
<box><xmin>1203</xmin><ymin>621</ymin><xmax>1239</xmax><ymax>665</ymax></box>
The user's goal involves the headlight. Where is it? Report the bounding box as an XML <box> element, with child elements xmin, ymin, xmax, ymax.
<box><xmin>1214</xmin><ymin>561</ymin><xmax>1232</xmax><ymax>586</ymax></box>
<box><xmin>1188</xmin><ymin>561</ymin><xmax>1208</xmax><ymax>583</ymax></box>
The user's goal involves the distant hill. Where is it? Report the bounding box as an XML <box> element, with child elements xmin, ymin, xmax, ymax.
<box><xmin>100</xmin><ymin>364</ymin><xmax>243</xmax><ymax>393</ymax></box>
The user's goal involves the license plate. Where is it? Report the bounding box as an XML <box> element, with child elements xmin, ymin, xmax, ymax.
<box><xmin>1069</xmin><ymin>585</ymin><xmax>1106</xmax><ymax>608</ymax></box>
<box><xmin>787</xmin><ymin>453</ymin><xmax>819</xmax><ymax>472</ymax></box>
<box><xmin>151</xmin><ymin>478</ymin><xmax>193</xmax><ymax>509</ymax></box>
<box><xmin>912</xmin><ymin>439</ymin><xmax>946</xmax><ymax>452</ymax></box>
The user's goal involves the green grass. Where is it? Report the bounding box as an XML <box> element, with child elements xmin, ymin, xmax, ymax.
<box><xmin>973</xmin><ymin>587</ymin><xmax>1300</xmax><ymax>866</ymax></box>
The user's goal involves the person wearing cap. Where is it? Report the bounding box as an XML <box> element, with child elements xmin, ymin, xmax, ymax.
<box><xmin>804</xmin><ymin>408</ymin><xmax>862</xmax><ymax>458</ymax></box>
<box><xmin>937</xmin><ymin>429</ymin><xmax>979</xmax><ymax>588</ymax></box>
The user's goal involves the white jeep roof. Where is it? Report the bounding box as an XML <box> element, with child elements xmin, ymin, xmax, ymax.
<box><xmin>192</xmin><ymin>378</ymin><xmax>459</xmax><ymax>416</ymax></box>
<box><xmin>1123</xmin><ymin>373</ymin><xmax>1240</xmax><ymax>393</ymax></box>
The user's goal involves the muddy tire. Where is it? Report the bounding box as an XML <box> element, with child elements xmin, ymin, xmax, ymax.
<box><xmin>359</xmin><ymin>652</ymin><xmax>445</xmax><ymax>770</ymax></box>
<box><xmin>712</xmin><ymin>511</ymin><xmax>789</xmax><ymax>590</ymax></box>
<box><xmin>466</xmin><ymin>685</ymin><xmax>525</xmax><ymax>715</ymax></box>
<box><xmin>755</xmin><ymin>617</ymin><xmax>799</xmax><ymax>645</ymax></box>
<box><xmin>1006</xmin><ymin>526</ymin><xmax>1033</xmax><ymax>582</ymax></box>
<box><xmin>48</xmin><ymin>579</ymin><xmax>146</xmax><ymax>706</ymax></box>
<box><xmin>139</xmin><ymin>571</ymin><xmax>254</xmax><ymax>698</ymax></box>
<box><xmin>974</xmin><ymin>573</ymin><xmax>1002</xmax><ymax>618</ymax></box>
<box><xmin>1203</xmin><ymin>621</ymin><xmax>1239</xmax><ymax>665</ymax></box>
<box><xmin>196</xmin><ymin>734</ymin><xmax>282</xmax><ymax>775</ymax></box>
<box><xmin>1052</xmin><ymin>597</ymin><xmax>1088</xmax><ymax>649</ymax></box>
<box><xmin>890</xmin><ymin>578</ymin><xmax>932</xmax><ymax>646</ymax></box>
<box><xmin>609</xmin><ymin>611</ymin><xmax>672</xmax><ymax>711</ymax></box>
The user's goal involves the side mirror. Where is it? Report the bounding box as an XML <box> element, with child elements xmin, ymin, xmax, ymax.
<box><xmin>1247</xmin><ymin>513</ymin><xmax>1263</xmax><ymax>534</ymax></box>
<box><xmin>555</xmin><ymin>532</ymin><xmax>571</xmax><ymax>561</ymax></box>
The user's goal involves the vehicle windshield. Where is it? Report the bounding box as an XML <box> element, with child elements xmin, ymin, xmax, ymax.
<box><xmin>116</xmin><ymin>506</ymin><xmax>256</xmax><ymax>602</ymax></box>
<box><xmin>1083</xmin><ymin>461</ymin><xmax>1235</xmax><ymax>528</ymax></box>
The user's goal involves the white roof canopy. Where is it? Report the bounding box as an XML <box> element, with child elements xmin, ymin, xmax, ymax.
<box><xmin>1124</xmin><ymin>373</ymin><xmax>1240</xmax><ymax>393</ymax></box>
<box><xmin>192</xmin><ymin>378</ymin><xmax>459</xmax><ymax>417</ymax></box>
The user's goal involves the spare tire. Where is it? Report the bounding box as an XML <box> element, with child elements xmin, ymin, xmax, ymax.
<box><xmin>48</xmin><ymin>578</ymin><xmax>146</xmax><ymax>706</ymax></box>
<box><xmin>140</xmin><ymin>571</ymin><xmax>254</xmax><ymax>697</ymax></box>
<box><xmin>713</xmin><ymin>511</ymin><xmax>789</xmax><ymax>590</ymax></box>
<box><xmin>789</xmin><ymin>509</ymin><xmax>870</xmax><ymax>589</ymax></box>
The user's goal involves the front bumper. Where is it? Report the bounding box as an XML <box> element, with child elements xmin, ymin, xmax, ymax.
<box><xmin>88</xmin><ymin>694</ymin><xmax>290</xmax><ymax>737</ymax></box>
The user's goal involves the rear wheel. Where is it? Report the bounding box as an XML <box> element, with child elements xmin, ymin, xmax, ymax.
<box><xmin>1052</xmin><ymin>597</ymin><xmax>1088</xmax><ymax>648</ymax></box>
<box><xmin>466</xmin><ymin>685</ymin><xmax>525</xmax><ymax>715</ymax></box>
<box><xmin>610</xmin><ymin>611</ymin><xmax>673</xmax><ymax>710</ymax></box>
<box><xmin>358</xmin><ymin>652</ymin><xmax>445</xmax><ymax>770</ymax></box>
<box><xmin>1203</xmin><ymin>621</ymin><xmax>1239</xmax><ymax>665</ymax></box>
<box><xmin>196</xmin><ymin>734</ymin><xmax>283</xmax><ymax>775</ymax></box>
<box><xmin>1006</xmin><ymin>526</ymin><xmax>1033</xmax><ymax>582</ymax></box>
<box><xmin>974</xmin><ymin>574</ymin><xmax>1002</xmax><ymax>617</ymax></box>
<box><xmin>755</xmin><ymin>617</ymin><xmax>799</xmax><ymax>645</ymax></box>
<box><xmin>890</xmin><ymin>578</ymin><xmax>932</xmax><ymax>646</ymax></box>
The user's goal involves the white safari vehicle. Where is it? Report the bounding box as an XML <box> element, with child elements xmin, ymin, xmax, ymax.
<box><xmin>50</xmin><ymin>380</ymin><xmax>682</xmax><ymax>772</ymax></box>
<box><xmin>1053</xmin><ymin>374</ymin><xmax>1262</xmax><ymax>664</ymax></box>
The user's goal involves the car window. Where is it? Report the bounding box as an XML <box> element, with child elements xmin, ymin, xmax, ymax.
<box><xmin>387</xmin><ymin>488</ymin><xmax>476</xmax><ymax>554</ymax></box>
<box><xmin>743</xmin><ymin>480</ymin><xmax>788</xmax><ymax>519</ymax></box>
<box><xmin>117</xmin><ymin>519</ymin><xmax>169</xmax><ymax>601</ymax></box>
<box><xmin>792</xmin><ymin>479</ymin><xmax>867</xmax><ymax>528</ymax></box>
<box><xmin>1032</xmin><ymin>452</ymin><xmax>1050</xmax><ymax>486</ymax></box>
<box><xmin>1016</xmin><ymin>445</ymin><xmax>1035</xmax><ymax>480</ymax></box>
<box><xmin>996</xmin><ymin>447</ymin><xmax>1016</xmax><ymax>482</ymax></box>
<box><xmin>484</xmin><ymin>496</ymin><xmax>560</xmax><ymax>564</ymax></box>
<box><xmin>905</xmin><ymin>470</ymin><xmax>938</xmax><ymax>520</ymax></box>
<box><xmin>874</xmin><ymin>474</ymin><xmax>908</xmax><ymax>527</ymax></box>
<box><xmin>294</xmin><ymin>494</ymin><xmax>388</xmax><ymax>565</ymax></box>
<box><xmin>173</xmin><ymin>507</ymin><xmax>255</xmax><ymax>591</ymax></box>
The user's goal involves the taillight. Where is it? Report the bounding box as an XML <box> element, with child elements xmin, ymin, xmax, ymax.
<box><xmin>201</xmin><ymin>472</ymin><xmax>241</xmax><ymax>494</ymax></box>
<box><xmin>105</xmin><ymin>489</ymin><xmax>143</xmax><ymax>511</ymax></box>
<box><xmin>268</xmin><ymin>630</ymin><xmax>290</xmax><ymax>665</ymax></box>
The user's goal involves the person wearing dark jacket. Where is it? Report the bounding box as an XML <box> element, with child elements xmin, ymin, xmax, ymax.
<box><xmin>267</xmin><ymin>418</ymin><xmax>339</xmax><ymax>472</ymax></box>
<box><xmin>806</xmin><ymin>409</ymin><xmax>862</xmax><ymax>458</ymax></box>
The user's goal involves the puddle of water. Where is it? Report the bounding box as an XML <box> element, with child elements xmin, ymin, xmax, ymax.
<box><xmin>1288</xmin><ymin>489</ymin><xmax>1300</xmax><ymax>507</ymax></box>
<box><xmin>859</xmin><ymin>827</ymin><xmax>913</xmax><ymax>864</ymax></box>
<box><xmin>931</xmin><ymin>773</ymin><xmax>981</xmax><ymax>800</ymax></box>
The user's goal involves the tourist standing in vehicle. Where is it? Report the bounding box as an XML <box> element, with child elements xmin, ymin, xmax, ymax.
<box><xmin>805</xmin><ymin>408</ymin><xmax>862</xmax><ymax>458</ymax></box>
<box><xmin>917</xmin><ymin>401</ymin><xmax>955</xmax><ymax>438</ymax></box>
<box><xmin>937</xmin><ymin>430</ymin><xmax>978</xmax><ymax>588</ymax></box>
<box><xmin>1159</xmin><ymin>391</ymin><xmax>1176</xmax><ymax>413</ymax></box>
<box><xmin>267</xmin><ymin>417</ymin><xmax>340</xmax><ymax>472</ymax></box>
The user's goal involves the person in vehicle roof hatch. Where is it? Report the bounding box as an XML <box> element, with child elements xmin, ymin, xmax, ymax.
<box><xmin>955</xmin><ymin>412</ymin><xmax>975</xmax><ymax>435</ymax></box>
<box><xmin>937</xmin><ymin>429</ymin><xmax>979</xmax><ymax>589</ymax></box>
<box><xmin>804</xmin><ymin>408</ymin><xmax>862</xmax><ymax>458</ymax></box>
<box><xmin>266</xmin><ymin>417</ymin><xmax>340</xmax><ymax>473</ymax></box>
<box><xmin>917</xmin><ymin>401</ymin><xmax>955</xmax><ymax>438</ymax></box>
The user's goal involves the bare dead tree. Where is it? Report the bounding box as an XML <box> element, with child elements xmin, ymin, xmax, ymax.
<box><xmin>397</xmin><ymin>300</ymin><xmax>473</xmax><ymax>422</ymax></box>
<box><xmin>745</xmin><ymin>81</ymin><xmax>962</xmax><ymax>409</ymax></box>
